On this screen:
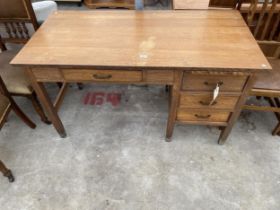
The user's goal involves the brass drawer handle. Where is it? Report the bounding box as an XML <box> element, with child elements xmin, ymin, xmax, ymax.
<box><xmin>195</xmin><ymin>114</ymin><xmax>211</xmax><ymax>119</ymax></box>
<box><xmin>93</xmin><ymin>74</ymin><xmax>112</xmax><ymax>79</ymax></box>
<box><xmin>199</xmin><ymin>101</ymin><xmax>217</xmax><ymax>106</ymax></box>
<box><xmin>204</xmin><ymin>81</ymin><xmax>223</xmax><ymax>86</ymax></box>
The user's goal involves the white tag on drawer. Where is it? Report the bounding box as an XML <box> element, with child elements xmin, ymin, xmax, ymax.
<box><xmin>209</xmin><ymin>84</ymin><xmax>220</xmax><ymax>106</ymax></box>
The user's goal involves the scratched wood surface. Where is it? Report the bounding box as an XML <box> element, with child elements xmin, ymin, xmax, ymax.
<box><xmin>11</xmin><ymin>10</ymin><xmax>270</xmax><ymax>71</ymax></box>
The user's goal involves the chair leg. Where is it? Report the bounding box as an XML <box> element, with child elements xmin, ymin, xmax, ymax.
<box><xmin>0</xmin><ymin>40</ymin><xmax>6</xmax><ymax>51</ymax></box>
<box><xmin>0</xmin><ymin>160</ymin><xmax>14</xmax><ymax>182</ymax></box>
<box><xmin>268</xmin><ymin>98</ymin><xmax>280</xmax><ymax>136</ymax></box>
<box><xmin>267</xmin><ymin>98</ymin><xmax>280</xmax><ymax>121</ymax></box>
<box><xmin>10</xmin><ymin>99</ymin><xmax>36</xmax><ymax>129</ymax></box>
<box><xmin>28</xmin><ymin>93</ymin><xmax>51</xmax><ymax>124</ymax></box>
<box><xmin>272</xmin><ymin>122</ymin><xmax>280</xmax><ymax>136</ymax></box>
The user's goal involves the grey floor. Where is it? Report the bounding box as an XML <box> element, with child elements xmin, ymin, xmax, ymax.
<box><xmin>1</xmin><ymin>84</ymin><xmax>280</xmax><ymax>210</ymax></box>
<box><xmin>1</xmin><ymin>2</ymin><xmax>280</xmax><ymax>210</ymax></box>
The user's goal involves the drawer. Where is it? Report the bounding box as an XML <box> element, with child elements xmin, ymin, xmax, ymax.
<box><xmin>182</xmin><ymin>73</ymin><xmax>247</xmax><ymax>92</ymax></box>
<box><xmin>177</xmin><ymin>109</ymin><xmax>230</xmax><ymax>123</ymax></box>
<box><xmin>179</xmin><ymin>92</ymin><xmax>239</xmax><ymax>110</ymax></box>
<box><xmin>63</xmin><ymin>69</ymin><xmax>143</xmax><ymax>82</ymax></box>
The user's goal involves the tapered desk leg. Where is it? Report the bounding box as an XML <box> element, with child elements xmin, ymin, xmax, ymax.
<box><xmin>166</xmin><ymin>71</ymin><xmax>183</xmax><ymax>142</ymax></box>
<box><xmin>218</xmin><ymin>75</ymin><xmax>255</xmax><ymax>145</ymax></box>
<box><xmin>26</xmin><ymin>69</ymin><xmax>67</xmax><ymax>138</ymax></box>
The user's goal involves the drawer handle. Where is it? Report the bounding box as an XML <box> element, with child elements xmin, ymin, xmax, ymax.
<box><xmin>93</xmin><ymin>74</ymin><xmax>112</xmax><ymax>79</ymax></box>
<box><xmin>199</xmin><ymin>101</ymin><xmax>217</xmax><ymax>106</ymax></box>
<box><xmin>195</xmin><ymin>114</ymin><xmax>211</xmax><ymax>119</ymax></box>
<box><xmin>204</xmin><ymin>81</ymin><xmax>223</xmax><ymax>86</ymax></box>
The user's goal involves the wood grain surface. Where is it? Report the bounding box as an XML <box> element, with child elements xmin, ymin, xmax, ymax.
<box><xmin>11</xmin><ymin>10</ymin><xmax>270</xmax><ymax>71</ymax></box>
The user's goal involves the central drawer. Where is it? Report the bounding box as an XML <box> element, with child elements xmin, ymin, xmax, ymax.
<box><xmin>179</xmin><ymin>92</ymin><xmax>239</xmax><ymax>110</ymax></box>
<box><xmin>177</xmin><ymin>109</ymin><xmax>231</xmax><ymax>123</ymax></box>
<box><xmin>63</xmin><ymin>69</ymin><xmax>143</xmax><ymax>82</ymax></box>
<box><xmin>182</xmin><ymin>73</ymin><xmax>247</xmax><ymax>92</ymax></box>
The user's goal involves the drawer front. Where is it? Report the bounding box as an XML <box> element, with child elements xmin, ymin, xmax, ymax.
<box><xmin>182</xmin><ymin>73</ymin><xmax>247</xmax><ymax>92</ymax></box>
<box><xmin>63</xmin><ymin>69</ymin><xmax>143</xmax><ymax>82</ymax></box>
<box><xmin>177</xmin><ymin>109</ymin><xmax>230</xmax><ymax>123</ymax></box>
<box><xmin>179</xmin><ymin>93</ymin><xmax>239</xmax><ymax>110</ymax></box>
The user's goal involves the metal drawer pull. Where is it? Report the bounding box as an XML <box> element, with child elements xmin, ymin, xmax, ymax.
<box><xmin>195</xmin><ymin>114</ymin><xmax>211</xmax><ymax>119</ymax></box>
<box><xmin>204</xmin><ymin>81</ymin><xmax>223</xmax><ymax>86</ymax></box>
<box><xmin>199</xmin><ymin>101</ymin><xmax>217</xmax><ymax>106</ymax></box>
<box><xmin>93</xmin><ymin>74</ymin><xmax>112</xmax><ymax>79</ymax></box>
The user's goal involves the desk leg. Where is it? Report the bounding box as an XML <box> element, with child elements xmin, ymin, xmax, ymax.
<box><xmin>218</xmin><ymin>75</ymin><xmax>255</xmax><ymax>145</ymax></box>
<box><xmin>166</xmin><ymin>71</ymin><xmax>183</xmax><ymax>142</ymax></box>
<box><xmin>26</xmin><ymin>69</ymin><xmax>67</xmax><ymax>138</ymax></box>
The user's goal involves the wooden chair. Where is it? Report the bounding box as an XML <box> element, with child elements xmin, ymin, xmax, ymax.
<box><xmin>0</xmin><ymin>75</ymin><xmax>37</xmax><ymax>183</ymax></box>
<box><xmin>209</xmin><ymin>0</ymin><xmax>240</xmax><ymax>8</ymax></box>
<box><xmin>0</xmin><ymin>75</ymin><xmax>36</xmax><ymax>129</ymax></box>
<box><xmin>0</xmin><ymin>0</ymin><xmax>51</xmax><ymax>124</ymax></box>
<box><xmin>0</xmin><ymin>0</ymin><xmax>57</xmax><ymax>48</ymax></box>
<box><xmin>0</xmin><ymin>0</ymin><xmax>41</xmax><ymax>45</ymax></box>
<box><xmin>0</xmin><ymin>46</ymin><xmax>52</xmax><ymax>124</ymax></box>
<box><xmin>0</xmin><ymin>0</ymin><xmax>83</xmax><ymax>125</ymax></box>
<box><xmin>240</xmin><ymin>0</ymin><xmax>280</xmax><ymax>135</ymax></box>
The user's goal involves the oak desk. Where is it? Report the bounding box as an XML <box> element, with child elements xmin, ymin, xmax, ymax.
<box><xmin>11</xmin><ymin>10</ymin><xmax>270</xmax><ymax>144</ymax></box>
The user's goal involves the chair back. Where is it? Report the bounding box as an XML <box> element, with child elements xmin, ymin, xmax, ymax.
<box><xmin>209</xmin><ymin>0</ymin><xmax>240</xmax><ymax>8</ymax></box>
<box><xmin>238</xmin><ymin>0</ymin><xmax>280</xmax><ymax>58</ymax></box>
<box><xmin>0</xmin><ymin>0</ymin><xmax>38</xmax><ymax>45</ymax></box>
<box><xmin>246</xmin><ymin>0</ymin><xmax>280</xmax><ymax>40</ymax></box>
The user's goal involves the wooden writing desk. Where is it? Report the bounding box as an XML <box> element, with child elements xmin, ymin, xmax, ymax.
<box><xmin>11</xmin><ymin>10</ymin><xmax>270</xmax><ymax>144</ymax></box>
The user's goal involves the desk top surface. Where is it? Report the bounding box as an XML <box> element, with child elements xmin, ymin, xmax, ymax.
<box><xmin>11</xmin><ymin>10</ymin><xmax>270</xmax><ymax>71</ymax></box>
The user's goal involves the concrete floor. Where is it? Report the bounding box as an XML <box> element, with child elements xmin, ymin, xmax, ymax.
<box><xmin>1</xmin><ymin>2</ymin><xmax>280</xmax><ymax>210</ymax></box>
<box><xmin>1</xmin><ymin>83</ymin><xmax>280</xmax><ymax>210</ymax></box>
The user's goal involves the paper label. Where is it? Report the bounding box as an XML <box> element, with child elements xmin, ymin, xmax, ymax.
<box><xmin>209</xmin><ymin>84</ymin><xmax>220</xmax><ymax>105</ymax></box>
